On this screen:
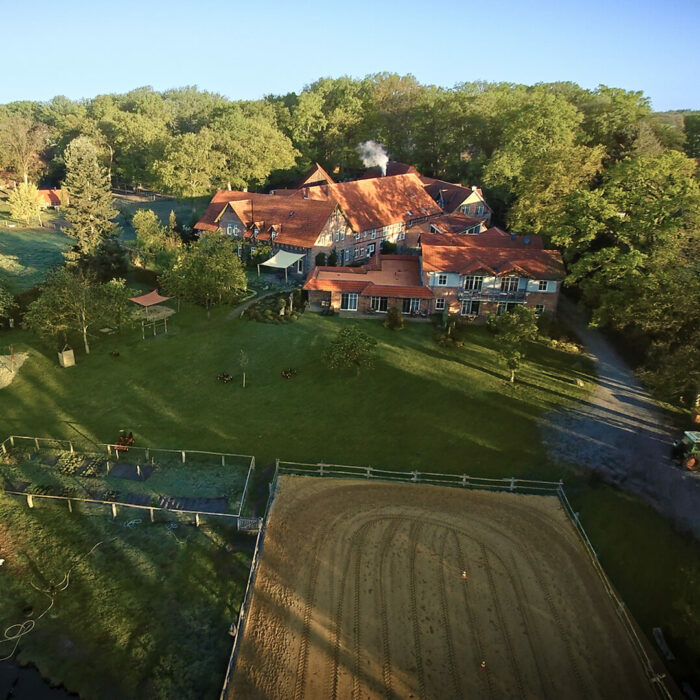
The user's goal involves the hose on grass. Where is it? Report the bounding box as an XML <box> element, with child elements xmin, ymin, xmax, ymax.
<box><xmin>0</xmin><ymin>538</ymin><xmax>112</xmax><ymax>662</ymax></box>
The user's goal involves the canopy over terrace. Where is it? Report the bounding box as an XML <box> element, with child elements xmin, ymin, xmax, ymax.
<box><xmin>129</xmin><ymin>289</ymin><xmax>173</xmax><ymax>319</ymax></box>
<box><xmin>257</xmin><ymin>250</ymin><xmax>305</xmax><ymax>282</ymax></box>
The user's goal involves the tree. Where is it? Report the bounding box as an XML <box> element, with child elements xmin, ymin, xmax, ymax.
<box><xmin>159</xmin><ymin>234</ymin><xmax>246</xmax><ymax>315</ymax></box>
<box><xmin>8</xmin><ymin>182</ymin><xmax>42</xmax><ymax>226</ymax></box>
<box><xmin>131</xmin><ymin>209</ymin><xmax>180</xmax><ymax>268</ymax></box>
<box><xmin>24</xmin><ymin>268</ymin><xmax>107</xmax><ymax>354</ymax></box>
<box><xmin>0</xmin><ymin>281</ymin><xmax>16</xmax><ymax>321</ymax></box>
<box><xmin>482</xmin><ymin>87</ymin><xmax>604</xmax><ymax>234</ymax></box>
<box><xmin>0</xmin><ymin>115</ymin><xmax>50</xmax><ymax>184</ymax></box>
<box><xmin>63</xmin><ymin>136</ymin><xmax>119</xmax><ymax>260</ymax></box>
<box><xmin>101</xmin><ymin>278</ymin><xmax>133</xmax><ymax>332</ymax></box>
<box><xmin>239</xmin><ymin>349</ymin><xmax>249</xmax><ymax>388</ymax></box>
<box><xmin>488</xmin><ymin>305</ymin><xmax>539</xmax><ymax>383</ymax></box>
<box><xmin>152</xmin><ymin>129</ymin><xmax>225</xmax><ymax>197</ymax></box>
<box><xmin>384</xmin><ymin>306</ymin><xmax>404</xmax><ymax>330</ymax></box>
<box><xmin>324</xmin><ymin>326</ymin><xmax>377</xmax><ymax>376</ymax></box>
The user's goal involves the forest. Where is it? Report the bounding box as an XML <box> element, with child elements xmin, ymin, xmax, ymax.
<box><xmin>0</xmin><ymin>74</ymin><xmax>699</xmax><ymax>407</ymax></box>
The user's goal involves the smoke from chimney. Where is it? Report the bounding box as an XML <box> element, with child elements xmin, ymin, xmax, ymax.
<box><xmin>358</xmin><ymin>141</ymin><xmax>389</xmax><ymax>176</ymax></box>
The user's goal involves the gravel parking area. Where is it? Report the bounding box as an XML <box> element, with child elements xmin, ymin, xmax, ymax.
<box><xmin>540</xmin><ymin>298</ymin><xmax>700</xmax><ymax>540</ymax></box>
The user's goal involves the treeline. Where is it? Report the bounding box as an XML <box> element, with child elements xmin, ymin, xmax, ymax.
<box><xmin>0</xmin><ymin>75</ymin><xmax>699</xmax><ymax>405</ymax></box>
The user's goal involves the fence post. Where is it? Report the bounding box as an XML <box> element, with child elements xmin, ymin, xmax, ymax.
<box><xmin>366</xmin><ymin>466</ymin><xmax>372</xmax><ymax>479</ymax></box>
<box><xmin>411</xmin><ymin>470</ymin><xmax>418</xmax><ymax>482</ymax></box>
<box><xmin>137</xmin><ymin>465</ymin><xmax>142</xmax><ymax>479</ymax></box>
<box><xmin>27</xmin><ymin>494</ymin><xmax>33</xmax><ymax>508</ymax></box>
<box><xmin>34</xmin><ymin>437</ymin><xmax>40</xmax><ymax>451</ymax></box>
<box><xmin>146</xmin><ymin>448</ymin><xmax>150</xmax><ymax>460</ymax></box>
<box><xmin>181</xmin><ymin>450</ymin><xmax>186</xmax><ymax>464</ymax></box>
<box><xmin>1</xmin><ymin>442</ymin><xmax>6</xmax><ymax>455</ymax></box>
<box><xmin>112</xmin><ymin>503</ymin><xmax>118</xmax><ymax>519</ymax></box>
<box><xmin>69</xmin><ymin>442</ymin><xmax>74</xmax><ymax>454</ymax></box>
<box><xmin>67</xmin><ymin>499</ymin><xmax>72</xmax><ymax>513</ymax></box>
<box><xmin>461</xmin><ymin>474</ymin><xmax>467</xmax><ymax>487</ymax></box>
<box><xmin>107</xmin><ymin>444</ymin><xmax>112</xmax><ymax>456</ymax></box>
<box><xmin>221</xmin><ymin>455</ymin><xmax>225</xmax><ymax>467</ymax></box>
<box><xmin>510</xmin><ymin>477</ymin><xmax>515</xmax><ymax>492</ymax></box>
<box><xmin>150</xmin><ymin>508</ymin><xmax>155</xmax><ymax>523</ymax></box>
<box><xmin>10</xmin><ymin>436</ymin><xmax>15</xmax><ymax>447</ymax></box>
<box><xmin>195</xmin><ymin>513</ymin><xmax>200</xmax><ymax>527</ymax></box>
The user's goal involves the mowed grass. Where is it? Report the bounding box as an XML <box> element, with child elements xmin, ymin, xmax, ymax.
<box><xmin>0</xmin><ymin>495</ymin><xmax>252</xmax><ymax>700</ymax></box>
<box><xmin>1</xmin><ymin>305</ymin><xmax>699</xmax><ymax>689</ymax></box>
<box><xmin>0</xmin><ymin>306</ymin><xmax>594</xmax><ymax>477</ymax></box>
<box><xmin>115</xmin><ymin>194</ymin><xmax>209</xmax><ymax>242</ymax></box>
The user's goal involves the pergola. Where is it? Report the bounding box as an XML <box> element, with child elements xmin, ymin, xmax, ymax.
<box><xmin>257</xmin><ymin>250</ymin><xmax>305</xmax><ymax>282</ymax></box>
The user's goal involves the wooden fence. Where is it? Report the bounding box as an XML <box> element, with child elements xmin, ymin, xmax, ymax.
<box><xmin>0</xmin><ymin>435</ymin><xmax>257</xmax><ymax>526</ymax></box>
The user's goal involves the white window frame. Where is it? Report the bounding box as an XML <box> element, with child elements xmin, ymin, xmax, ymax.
<box><xmin>535</xmin><ymin>304</ymin><xmax>545</xmax><ymax>313</ymax></box>
<box><xmin>437</xmin><ymin>273</ymin><xmax>448</xmax><ymax>286</ymax></box>
<box><xmin>368</xmin><ymin>243</ymin><xmax>376</xmax><ymax>256</ymax></box>
<box><xmin>463</xmin><ymin>275</ymin><xmax>483</xmax><ymax>291</ymax></box>
<box><xmin>538</xmin><ymin>280</ymin><xmax>548</xmax><ymax>292</ymax></box>
<box><xmin>371</xmin><ymin>296</ymin><xmax>388</xmax><ymax>312</ymax></box>
<box><xmin>226</xmin><ymin>224</ymin><xmax>233</xmax><ymax>235</ymax></box>
<box><xmin>341</xmin><ymin>292</ymin><xmax>358</xmax><ymax>311</ymax></box>
<box><xmin>500</xmin><ymin>276</ymin><xmax>519</xmax><ymax>293</ymax></box>
<box><xmin>435</xmin><ymin>298</ymin><xmax>445</xmax><ymax>311</ymax></box>
<box><xmin>296</xmin><ymin>258</ymin><xmax>304</xmax><ymax>274</ymax></box>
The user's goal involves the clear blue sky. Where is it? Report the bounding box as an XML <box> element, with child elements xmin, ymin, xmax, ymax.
<box><xmin>2</xmin><ymin>0</ymin><xmax>699</xmax><ymax>110</ymax></box>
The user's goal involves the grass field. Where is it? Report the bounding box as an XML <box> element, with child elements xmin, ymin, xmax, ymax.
<box><xmin>0</xmin><ymin>495</ymin><xmax>252</xmax><ymax>699</ymax></box>
<box><xmin>1</xmin><ymin>300</ymin><xmax>699</xmax><ymax>692</ymax></box>
<box><xmin>115</xmin><ymin>194</ymin><xmax>209</xmax><ymax>242</ymax></box>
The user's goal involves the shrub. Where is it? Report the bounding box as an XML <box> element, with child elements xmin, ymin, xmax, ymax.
<box><xmin>384</xmin><ymin>306</ymin><xmax>404</xmax><ymax>330</ymax></box>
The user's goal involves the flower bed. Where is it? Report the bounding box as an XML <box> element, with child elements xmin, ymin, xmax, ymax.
<box><xmin>242</xmin><ymin>290</ymin><xmax>305</xmax><ymax>324</ymax></box>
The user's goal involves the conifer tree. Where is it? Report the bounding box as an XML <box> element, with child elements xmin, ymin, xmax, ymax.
<box><xmin>63</xmin><ymin>136</ymin><xmax>118</xmax><ymax>261</ymax></box>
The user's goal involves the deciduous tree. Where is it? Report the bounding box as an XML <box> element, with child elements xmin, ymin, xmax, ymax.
<box><xmin>8</xmin><ymin>182</ymin><xmax>42</xmax><ymax>226</ymax></box>
<box><xmin>325</xmin><ymin>326</ymin><xmax>377</xmax><ymax>376</ymax></box>
<box><xmin>488</xmin><ymin>305</ymin><xmax>539</xmax><ymax>383</ymax></box>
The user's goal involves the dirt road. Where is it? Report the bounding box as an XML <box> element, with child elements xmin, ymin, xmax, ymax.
<box><xmin>540</xmin><ymin>298</ymin><xmax>700</xmax><ymax>539</ymax></box>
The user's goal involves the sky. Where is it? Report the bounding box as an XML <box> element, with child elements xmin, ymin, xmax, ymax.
<box><xmin>1</xmin><ymin>0</ymin><xmax>699</xmax><ymax>110</ymax></box>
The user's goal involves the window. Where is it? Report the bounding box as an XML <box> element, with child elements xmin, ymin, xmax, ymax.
<box><xmin>437</xmin><ymin>274</ymin><xmax>448</xmax><ymax>286</ymax></box>
<box><xmin>340</xmin><ymin>293</ymin><xmax>358</xmax><ymax>311</ymax></box>
<box><xmin>368</xmin><ymin>243</ymin><xmax>376</xmax><ymax>256</ymax></box>
<box><xmin>535</xmin><ymin>304</ymin><xmax>545</xmax><ymax>314</ymax></box>
<box><xmin>402</xmin><ymin>298</ymin><xmax>411</xmax><ymax>314</ymax></box>
<box><xmin>355</xmin><ymin>232</ymin><xmax>361</xmax><ymax>240</ymax></box>
<box><xmin>398</xmin><ymin>230</ymin><xmax>406</xmax><ymax>240</ymax></box>
<box><xmin>296</xmin><ymin>258</ymin><xmax>304</xmax><ymax>273</ymax></box>
<box><xmin>356</xmin><ymin>247</ymin><xmax>364</xmax><ymax>258</ymax></box>
<box><xmin>496</xmin><ymin>302</ymin><xmax>507</xmax><ymax>315</ymax></box>
<box><xmin>371</xmin><ymin>296</ymin><xmax>388</xmax><ymax>312</ymax></box>
<box><xmin>226</xmin><ymin>224</ymin><xmax>233</xmax><ymax>235</ymax></box>
<box><xmin>475</xmin><ymin>204</ymin><xmax>485</xmax><ymax>216</ymax></box>
<box><xmin>335</xmin><ymin>231</ymin><xmax>340</xmax><ymax>242</ymax></box>
<box><xmin>435</xmin><ymin>298</ymin><xmax>445</xmax><ymax>311</ymax></box>
<box><xmin>467</xmin><ymin>225</ymin><xmax>480</xmax><ymax>234</ymax></box>
<box><xmin>410</xmin><ymin>298</ymin><xmax>420</xmax><ymax>312</ymax></box>
<box><xmin>463</xmin><ymin>275</ymin><xmax>483</xmax><ymax>291</ymax></box>
<box><xmin>500</xmin><ymin>276</ymin><xmax>519</xmax><ymax>293</ymax></box>
<box><xmin>371</xmin><ymin>228</ymin><xmax>376</xmax><ymax>239</ymax></box>
<box><xmin>538</xmin><ymin>280</ymin><xmax>548</xmax><ymax>292</ymax></box>
<box><xmin>460</xmin><ymin>300</ymin><xmax>480</xmax><ymax>316</ymax></box>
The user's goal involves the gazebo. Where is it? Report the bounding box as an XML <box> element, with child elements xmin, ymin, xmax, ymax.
<box><xmin>257</xmin><ymin>250</ymin><xmax>305</xmax><ymax>282</ymax></box>
<box><xmin>129</xmin><ymin>289</ymin><xmax>173</xmax><ymax>338</ymax></box>
<box><xmin>129</xmin><ymin>289</ymin><xmax>172</xmax><ymax>319</ymax></box>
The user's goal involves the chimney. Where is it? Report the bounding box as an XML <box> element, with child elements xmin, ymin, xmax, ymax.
<box><xmin>471</xmin><ymin>185</ymin><xmax>477</xmax><ymax>191</ymax></box>
<box><xmin>227</xmin><ymin>182</ymin><xmax>231</xmax><ymax>191</ymax></box>
<box><xmin>243</xmin><ymin>186</ymin><xmax>248</xmax><ymax>193</ymax></box>
<box><xmin>303</xmin><ymin>187</ymin><xmax>309</xmax><ymax>199</ymax></box>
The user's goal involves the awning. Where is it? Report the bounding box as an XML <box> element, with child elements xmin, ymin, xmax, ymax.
<box><xmin>129</xmin><ymin>290</ymin><xmax>172</xmax><ymax>307</ymax></box>
<box><xmin>260</xmin><ymin>250</ymin><xmax>305</xmax><ymax>269</ymax></box>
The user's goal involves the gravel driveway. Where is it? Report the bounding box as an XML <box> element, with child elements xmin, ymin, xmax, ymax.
<box><xmin>540</xmin><ymin>298</ymin><xmax>700</xmax><ymax>540</ymax></box>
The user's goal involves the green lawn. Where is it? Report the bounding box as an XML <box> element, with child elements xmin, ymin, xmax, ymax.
<box><xmin>0</xmin><ymin>496</ymin><xmax>251</xmax><ymax>700</ymax></box>
<box><xmin>1</xmin><ymin>304</ymin><xmax>699</xmax><ymax>691</ymax></box>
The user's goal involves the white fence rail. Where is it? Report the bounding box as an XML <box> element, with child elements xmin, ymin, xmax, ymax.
<box><xmin>0</xmin><ymin>435</ymin><xmax>256</xmax><ymax>524</ymax></box>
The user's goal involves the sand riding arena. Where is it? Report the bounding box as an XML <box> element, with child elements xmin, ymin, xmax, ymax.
<box><xmin>227</xmin><ymin>475</ymin><xmax>662</xmax><ymax>699</ymax></box>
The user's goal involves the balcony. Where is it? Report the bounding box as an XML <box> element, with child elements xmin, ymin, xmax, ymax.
<box><xmin>457</xmin><ymin>288</ymin><xmax>527</xmax><ymax>302</ymax></box>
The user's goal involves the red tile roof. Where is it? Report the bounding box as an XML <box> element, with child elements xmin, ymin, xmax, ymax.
<box><xmin>37</xmin><ymin>188</ymin><xmax>63</xmax><ymax>206</ymax></box>
<box><xmin>421</xmin><ymin>232</ymin><xmax>563</xmax><ymax>279</ymax></box>
<box><xmin>195</xmin><ymin>190</ymin><xmax>339</xmax><ymax>248</ymax></box>
<box><xmin>420</xmin><ymin>227</ymin><xmax>545</xmax><ymax>249</ymax></box>
<box><xmin>299</xmin><ymin>173</ymin><xmax>442</xmax><ymax>232</ymax></box>
<box><xmin>359</xmin><ymin>161</ymin><xmax>419</xmax><ymax>179</ymax></box>
<box><xmin>412</xmin><ymin>212</ymin><xmax>486</xmax><ymax>236</ymax></box>
<box><xmin>304</xmin><ymin>254</ymin><xmax>432</xmax><ymax>298</ymax></box>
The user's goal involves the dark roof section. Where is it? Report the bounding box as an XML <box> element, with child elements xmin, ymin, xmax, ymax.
<box><xmin>298</xmin><ymin>162</ymin><xmax>335</xmax><ymax>188</ymax></box>
<box><xmin>421</xmin><ymin>176</ymin><xmax>490</xmax><ymax>214</ymax></box>
<box><xmin>359</xmin><ymin>160</ymin><xmax>419</xmax><ymax>180</ymax></box>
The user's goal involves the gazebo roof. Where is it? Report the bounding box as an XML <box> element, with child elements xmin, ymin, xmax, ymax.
<box><xmin>129</xmin><ymin>290</ymin><xmax>172</xmax><ymax>307</ymax></box>
<box><xmin>260</xmin><ymin>250</ymin><xmax>305</xmax><ymax>269</ymax></box>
